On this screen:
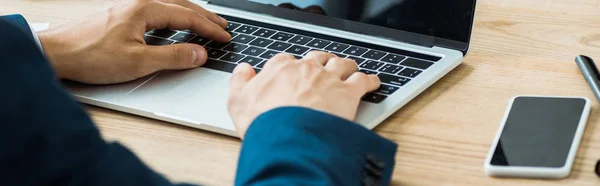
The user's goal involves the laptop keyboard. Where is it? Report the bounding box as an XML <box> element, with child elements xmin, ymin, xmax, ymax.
<box><xmin>144</xmin><ymin>16</ymin><xmax>441</xmax><ymax>104</ymax></box>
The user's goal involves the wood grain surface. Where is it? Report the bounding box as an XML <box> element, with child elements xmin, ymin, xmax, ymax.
<box><xmin>1</xmin><ymin>0</ymin><xmax>600</xmax><ymax>185</ymax></box>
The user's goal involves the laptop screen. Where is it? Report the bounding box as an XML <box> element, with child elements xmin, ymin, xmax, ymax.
<box><xmin>243</xmin><ymin>0</ymin><xmax>476</xmax><ymax>44</ymax></box>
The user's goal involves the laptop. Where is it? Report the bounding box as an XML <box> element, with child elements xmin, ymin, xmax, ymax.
<box><xmin>66</xmin><ymin>0</ymin><xmax>477</xmax><ymax>136</ymax></box>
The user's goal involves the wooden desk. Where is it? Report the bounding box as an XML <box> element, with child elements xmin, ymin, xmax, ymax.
<box><xmin>2</xmin><ymin>0</ymin><xmax>600</xmax><ymax>185</ymax></box>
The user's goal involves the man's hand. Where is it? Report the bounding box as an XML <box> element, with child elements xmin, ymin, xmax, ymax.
<box><xmin>39</xmin><ymin>0</ymin><xmax>230</xmax><ymax>84</ymax></box>
<box><xmin>227</xmin><ymin>51</ymin><xmax>381</xmax><ymax>139</ymax></box>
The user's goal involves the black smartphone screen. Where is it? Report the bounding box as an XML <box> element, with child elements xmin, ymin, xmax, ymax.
<box><xmin>491</xmin><ymin>97</ymin><xmax>588</xmax><ymax>167</ymax></box>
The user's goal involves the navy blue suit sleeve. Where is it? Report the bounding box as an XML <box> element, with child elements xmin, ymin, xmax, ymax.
<box><xmin>236</xmin><ymin>107</ymin><xmax>398</xmax><ymax>186</ymax></box>
<box><xmin>1</xmin><ymin>14</ymin><xmax>397</xmax><ymax>186</ymax></box>
<box><xmin>0</xmin><ymin>16</ymin><xmax>194</xmax><ymax>186</ymax></box>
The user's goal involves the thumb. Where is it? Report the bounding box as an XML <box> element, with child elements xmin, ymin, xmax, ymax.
<box><xmin>229</xmin><ymin>63</ymin><xmax>256</xmax><ymax>92</ymax></box>
<box><xmin>143</xmin><ymin>44</ymin><xmax>207</xmax><ymax>70</ymax></box>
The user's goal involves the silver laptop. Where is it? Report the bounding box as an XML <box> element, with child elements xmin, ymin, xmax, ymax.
<box><xmin>66</xmin><ymin>0</ymin><xmax>477</xmax><ymax>136</ymax></box>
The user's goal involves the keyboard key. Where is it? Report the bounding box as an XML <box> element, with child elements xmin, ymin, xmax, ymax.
<box><xmin>205</xmin><ymin>41</ymin><xmax>230</xmax><ymax>49</ymax></box>
<box><xmin>375</xmin><ymin>84</ymin><xmax>399</xmax><ymax>95</ymax></box>
<box><xmin>226</xmin><ymin>22</ymin><xmax>241</xmax><ymax>31</ymax></box>
<box><xmin>286</xmin><ymin>45</ymin><xmax>310</xmax><ymax>55</ymax></box>
<box><xmin>331</xmin><ymin>53</ymin><xmax>347</xmax><ymax>58</ymax></box>
<box><xmin>381</xmin><ymin>54</ymin><xmax>406</xmax><ymax>64</ymax></box>
<box><xmin>223</xmin><ymin>43</ymin><xmax>249</xmax><ymax>53</ymax></box>
<box><xmin>203</xmin><ymin>59</ymin><xmax>237</xmax><ymax>73</ymax></box>
<box><xmin>267</xmin><ymin>41</ymin><xmax>292</xmax><ymax>51</ymax></box>
<box><xmin>144</xmin><ymin>36</ymin><xmax>173</xmax><ymax>46</ymax></box>
<box><xmin>289</xmin><ymin>36</ymin><xmax>313</xmax><ymax>45</ymax></box>
<box><xmin>260</xmin><ymin>50</ymin><xmax>280</xmax><ymax>59</ymax></box>
<box><xmin>249</xmin><ymin>38</ymin><xmax>274</xmax><ymax>47</ymax></box>
<box><xmin>400</xmin><ymin>58</ymin><xmax>434</xmax><ymax>70</ymax></box>
<box><xmin>207</xmin><ymin>49</ymin><xmax>227</xmax><ymax>59</ymax></box>
<box><xmin>234</xmin><ymin>25</ymin><xmax>259</xmax><ymax>34</ymax></box>
<box><xmin>257</xmin><ymin>61</ymin><xmax>266</xmax><ymax>68</ymax></box>
<box><xmin>362</xmin><ymin>50</ymin><xmax>386</xmax><ymax>60</ymax></box>
<box><xmin>240</xmin><ymin>56</ymin><xmax>264</xmax><ymax>66</ymax></box>
<box><xmin>343</xmin><ymin>46</ymin><xmax>368</xmax><ymax>56</ymax></box>
<box><xmin>378</xmin><ymin>74</ymin><xmax>411</xmax><ymax>86</ymax></box>
<box><xmin>398</xmin><ymin>68</ymin><xmax>422</xmax><ymax>78</ymax></box>
<box><xmin>254</xmin><ymin>68</ymin><xmax>262</xmax><ymax>73</ymax></box>
<box><xmin>149</xmin><ymin>29</ymin><xmax>177</xmax><ymax>38</ymax></box>
<box><xmin>306</xmin><ymin>39</ymin><xmax>332</xmax><ymax>49</ymax></box>
<box><xmin>252</xmin><ymin>29</ymin><xmax>277</xmax><ymax>38</ymax></box>
<box><xmin>271</xmin><ymin>32</ymin><xmax>294</xmax><ymax>41</ymax></box>
<box><xmin>347</xmin><ymin>56</ymin><xmax>366</xmax><ymax>64</ymax></box>
<box><xmin>171</xmin><ymin>32</ymin><xmax>195</xmax><ymax>42</ymax></box>
<box><xmin>362</xmin><ymin>93</ymin><xmax>387</xmax><ymax>103</ymax></box>
<box><xmin>242</xmin><ymin>47</ymin><xmax>267</xmax><ymax>57</ymax></box>
<box><xmin>359</xmin><ymin>61</ymin><xmax>384</xmax><ymax>71</ymax></box>
<box><xmin>231</xmin><ymin>34</ymin><xmax>256</xmax><ymax>44</ymax></box>
<box><xmin>379</xmin><ymin>64</ymin><xmax>404</xmax><ymax>74</ymax></box>
<box><xmin>324</xmin><ymin>43</ymin><xmax>350</xmax><ymax>52</ymax></box>
<box><xmin>359</xmin><ymin>69</ymin><xmax>378</xmax><ymax>75</ymax></box>
<box><xmin>221</xmin><ymin>53</ymin><xmax>246</xmax><ymax>63</ymax></box>
<box><xmin>188</xmin><ymin>37</ymin><xmax>210</xmax><ymax>45</ymax></box>
<box><xmin>228</xmin><ymin>32</ymin><xmax>238</xmax><ymax>37</ymax></box>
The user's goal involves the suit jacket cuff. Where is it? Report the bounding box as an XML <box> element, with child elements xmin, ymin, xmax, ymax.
<box><xmin>242</xmin><ymin>106</ymin><xmax>397</xmax><ymax>185</ymax></box>
<box><xmin>0</xmin><ymin>14</ymin><xmax>44</xmax><ymax>53</ymax></box>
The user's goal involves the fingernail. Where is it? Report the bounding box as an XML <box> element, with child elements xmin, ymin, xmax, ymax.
<box><xmin>220</xmin><ymin>16</ymin><xmax>228</xmax><ymax>24</ymax></box>
<box><xmin>193</xmin><ymin>48</ymin><xmax>206</xmax><ymax>65</ymax></box>
<box><xmin>233</xmin><ymin>63</ymin><xmax>248</xmax><ymax>74</ymax></box>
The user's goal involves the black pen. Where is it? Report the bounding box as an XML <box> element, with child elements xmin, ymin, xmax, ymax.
<box><xmin>575</xmin><ymin>55</ymin><xmax>600</xmax><ymax>102</ymax></box>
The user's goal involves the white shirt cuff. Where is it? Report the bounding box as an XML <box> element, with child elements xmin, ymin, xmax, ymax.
<box><xmin>23</xmin><ymin>21</ymin><xmax>44</xmax><ymax>54</ymax></box>
<box><xmin>28</xmin><ymin>23</ymin><xmax>44</xmax><ymax>53</ymax></box>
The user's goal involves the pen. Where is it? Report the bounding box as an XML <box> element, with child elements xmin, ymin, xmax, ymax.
<box><xmin>575</xmin><ymin>55</ymin><xmax>600</xmax><ymax>102</ymax></box>
<box><xmin>596</xmin><ymin>160</ymin><xmax>600</xmax><ymax>177</ymax></box>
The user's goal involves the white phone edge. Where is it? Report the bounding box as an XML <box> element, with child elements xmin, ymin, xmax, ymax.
<box><xmin>483</xmin><ymin>95</ymin><xmax>592</xmax><ymax>179</ymax></box>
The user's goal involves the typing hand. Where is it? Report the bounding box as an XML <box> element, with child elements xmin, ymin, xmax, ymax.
<box><xmin>38</xmin><ymin>0</ymin><xmax>230</xmax><ymax>84</ymax></box>
<box><xmin>227</xmin><ymin>51</ymin><xmax>381</xmax><ymax>139</ymax></box>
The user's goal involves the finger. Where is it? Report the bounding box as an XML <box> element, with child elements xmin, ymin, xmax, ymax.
<box><xmin>142</xmin><ymin>2</ymin><xmax>231</xmax><ymax>42</ymax></box>
<box><xmin>302</xmin><ymin>51</ymin><xmax>335</xmax><ymax>66</ymax></box>
<box><xmin>346</xmin><ymin>73</ymin><xmax>381</xmax><ymax>94</ymax></box>
<box><xmin>229</xmin><ymin>63</ymin><xmax>256</xmax><ymax>92</ymax></box>
<box><xmin>142</xmin><ymin>43</ymin><xmax>208</xmax><ymax>71</ymax></box>
<box><xmin>264</xmin><ymin>53</ymin><xmax>295</xmax><ymax>69</ymax></box>
<box><xmin>163</xmin><ymin>0</ymin><xmax>228</xmax><ymax>28</ymax></box>
<box><xmin>324</xmin><ymin>57</ymin><xmax>359</xmax><ymax>80</ymax></box>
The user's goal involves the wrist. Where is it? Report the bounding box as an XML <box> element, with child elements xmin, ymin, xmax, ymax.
<box><xmin>38</xmin><ymin>30</ymin><xmax>77</xmax><ymax>80</ymax></box>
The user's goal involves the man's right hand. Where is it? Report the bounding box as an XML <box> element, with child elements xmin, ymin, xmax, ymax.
<box><xmin>227</xmin><ymin>51</ymin><xmax>381</xmax><ymax>139</ymax></box>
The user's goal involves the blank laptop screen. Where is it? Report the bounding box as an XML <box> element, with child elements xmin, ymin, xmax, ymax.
<box><xmin>246</xmin><ymin>0</ymin><xmax>476</xmax><ymax>44</ymax></box>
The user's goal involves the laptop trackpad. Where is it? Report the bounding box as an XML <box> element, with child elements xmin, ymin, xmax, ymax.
<box><xmin>120</xmin><ymin>68</ymin><xmax>234</xmax><ymax>129</ymax></box>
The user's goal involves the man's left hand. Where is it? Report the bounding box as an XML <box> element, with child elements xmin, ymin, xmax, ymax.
<box><xmin>39</xmin><ymin>0</ymin><xmax>230</xmax><ymax>84</ymax></box>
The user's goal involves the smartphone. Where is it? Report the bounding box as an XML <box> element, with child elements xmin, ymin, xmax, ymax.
<box><xmin>484</xmin><ymin>96</ymin><xmax>591</xmax><ymax>179</ymax></box>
